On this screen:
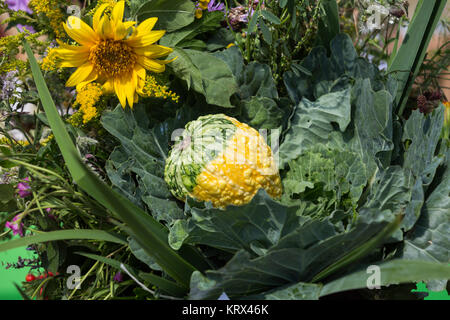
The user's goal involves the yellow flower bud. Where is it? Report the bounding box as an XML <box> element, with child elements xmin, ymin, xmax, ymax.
<box><xmin>195</xmin><ymin>8</ymin><xmax>203</xmax><ymax>19</ymax></box>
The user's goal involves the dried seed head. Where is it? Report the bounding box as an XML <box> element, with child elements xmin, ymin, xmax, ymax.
<box><xmin>389</xmin><ymin>7</ymin><xmax>405</xmax><ymax>18</ymax></box>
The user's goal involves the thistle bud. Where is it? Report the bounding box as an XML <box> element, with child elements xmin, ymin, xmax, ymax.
<box><xmin>417</xmin><ymin>95</ymin><xmax>428</xmax><ymax>113</ymax></box>
<box><xmin>429</xmin><ymin>90</ymin><xmax>442</xmax><ymax>101</ymax></box>
<box><xmin>389</xmin><ymin>7</ymin><xmax>405</xmax><ymax>18</ymax></box>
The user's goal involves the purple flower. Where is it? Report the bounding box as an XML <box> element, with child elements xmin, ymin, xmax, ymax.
<box><xmin>5</xmin><ymin>0</ymin><xmax>35</xmax><ymax>33</ymax></box>
<box><xmin>5</xmin><ymin>214</ymin><xmax>24</xmax><ymax>237</ymax></box>
<box><xmin>5</xmin><ymin>0</ymin><xmax>32</xmax><ymax>14</ymax></box>
<box><xmin>227</xmin><ymin>6</ymin><xmax>249</xmax><ymax>31</ymax></box>
<box><xmin>45</xmin><ymin>208</ymin><xmax>57</xmax><ymax>220</ymax></box>
<box><xmin>17</xmin><ymin>25</ymin><xmax>35</xmax><ymax>33</ymax></box>
<box><xmin>0</xmin><ymin>71</ymin><xmax>21</xmax><ymax>101</ymax></box>
<box><xmin>113</xmin><ymin>271</ymin><xmax>124</xmax><ymax>283</ymax></box>
<box><xmin>208</xmin><ymin>0</ymin><xmax>225</xmax><ymax>12</ymax></box>
<box><xmin>17</xmin><ymin>177</ymin><xmax>31</xmax><ymax>198</ymax></box>
<box><xmin>248</xmin><ymin>0</ymin><xmax>265</xmax><ymax>18</ymax></box>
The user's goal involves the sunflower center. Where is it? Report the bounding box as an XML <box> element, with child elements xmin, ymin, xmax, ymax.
<box><xmin>89</xmin><ymin>39</ymin><xmax>136</xmax><ymax>78</ymax></box>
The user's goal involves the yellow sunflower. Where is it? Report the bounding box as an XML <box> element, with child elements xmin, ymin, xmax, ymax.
<box><xmin>55</xmin><ymin>1</ymin><xmax>174</xmax><ymax>108</ymax></box>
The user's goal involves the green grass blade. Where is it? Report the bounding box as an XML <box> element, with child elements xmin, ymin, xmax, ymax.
<box><xmin>388</xmin><ymin>0</ymin><xmax>447</xmax><ymax>115</ymax></box>
<box><xmin>13</xmin><ymin>283</ymin><xmax>31</xmax><ymax>300</ymax></box>
<box><xmin>75</xmin><ymin>252</ymin><xmax>187</xmax><ymax>297</ymax></box>
<box><xmin>23</xmin><ymin>39</ymin><xmax>197</xmax><ymax>287</ymax></box>
<box><xmin>0</xmin><ymin>230</ymin><xmax>127</xmax><ymax>252</ymax></box>
<box><xmin>320</xmin><ymin>260</ymin><xmax>450</xmax><ymax>297</ymax></box>
<box><xmin>136</xmin><ymin>272</ymin><xmax>186</xmax><ymax>297</ymax></box>
<box><xmin>387</xmin><ymin>16</ymin><xmax>404</xmax><ymax>68</ymax></box>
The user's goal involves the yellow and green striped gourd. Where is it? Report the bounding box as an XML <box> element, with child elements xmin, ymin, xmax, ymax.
<box><xmin>164</xmin><ymin>114</ymin><xmax>282</xmax><ymax>208</ymax></box>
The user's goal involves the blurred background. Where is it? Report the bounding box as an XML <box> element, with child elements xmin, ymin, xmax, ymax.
<box><xmin>0</xmin><ymin>235</ymin><xmax>37</xmax><ymax>299</ymax></box>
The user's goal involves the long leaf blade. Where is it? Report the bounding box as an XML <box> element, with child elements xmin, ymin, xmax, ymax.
<box><xmin>13</xmin><ymin>283</ymin><xmax>31</xmax><ymax>300</ymax></box>
<box><xmin>0</xmin><ymin>230</ymin><xmax>127</xmax><ymax>251</ymax></box>
<box><xmin>312</xmin><ymin>213</ymin><xmax>403</xmax><ymax>282</ymax></box>
<box><xmin>320</xmin><ymin>260</ymin><xmax>450</xmax><ymax>297</ymax></box>
<box><xmin>388</xmin><ymin>0</ymin><xmax>446</xmax><ymax>115</ymax></box>
<box><xmin>75</xmin><ymin>252</ymin><xmax>186</xmax><ymax>297</ymax></box>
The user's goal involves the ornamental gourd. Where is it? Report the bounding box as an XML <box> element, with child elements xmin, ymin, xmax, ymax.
<box><xmin>164</xmin><ymin>114</ymin><xmax>282</xmax><ymax>208</ymax></box>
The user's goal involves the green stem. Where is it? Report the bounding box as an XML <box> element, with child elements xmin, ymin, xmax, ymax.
<box><xmin>4</xmin><ymin>158</ymin><xmax>67</xmax><ymax>183</ymax></box>
<box><xmin>68</xmin><ymin>261</ymin><xmax>101</xmax><ymax>300</ymax></box>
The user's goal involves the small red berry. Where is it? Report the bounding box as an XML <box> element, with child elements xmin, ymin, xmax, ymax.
<box><xmin>39</xmin><ymin>275</ymin><xmax>44</xmax><ymax>280</ymax></box>
<box><xmin>47</xmin><ymin>271</ymin><xmax>54</xmax><ymax>277</ymax></box>
<box><xmin>25</xmin><ymin>274</ymin><xmax>35</xmax><ymax>282</ymax></box>
<box><xmin>39</xmin><ymin>287</ymin><xmax>44</xmax><ymax>296</ymax></box>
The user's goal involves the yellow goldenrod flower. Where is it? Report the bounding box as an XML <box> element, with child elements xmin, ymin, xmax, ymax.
<box><xmin>81</xmin><ymin>106</ymin><xmax>98</xmax><ymax>123</ymax></box>
<box><xmin>88</xmin><ymin>0</ymin><xmax>117</xmax><ymax>16</ymax></box>
<box><xmin>198</xmin><ymin>1</ymin><xmax>209</xmax><ymax>10</ymax></box>
<box><xmin>55</xmin><ymin>1</ymin><xmax>174</xmax><ymax>108</ymax></box>
<box><xmin>0</xmin><ymin>137</ymin><xmax>29</xmax><ymax>147</ymax></box>
<box><xmin>195</xmin><ymin>8</ymin><xmax>203</xmax><ymax>19</ymax></box>
<box><xmin>41</xmin><ymin>48</ymin><xmax>60</xmax><ymax>71</ymax></box>
<box><xmin>29</xmin><ymin>0</ymin><xmax>65</xmax><ymax>38</ymax></box>
<box><xmin>40</xmin><ymin>133</ymin><xmax>54</xmax><ymax>146</ymax></box>
<box><xmin>195</xmin><ymin>0</ymin><xmax>210</xmax><ymax>18</ymax></box>
<box><xmin>0</xmin><ymin>137</ymin><xmax>8</xmax><ymax>145</ymax></box>
<box><xmin>0</xmin><ymin>32</ymin><xmax>34</xmax><ymax>73</ymax></box>
<box><xmin>74</xmin><ymin>82</ymin><xmax>104</xmax><ymax>124</ymax></box>
<box><xmin>67</xmin><ymin>112</ymin><xmax>84</xmax><ymax>128</ymax></box>
<box><xmin>0</xmin><ymin>60</ymin><xmax>27</xmax><ymax>74</ymax></box>
<box><xmin>140</xmin><ymin>75</ymin><xmax>179</xmax><ymax>103</ymax></box>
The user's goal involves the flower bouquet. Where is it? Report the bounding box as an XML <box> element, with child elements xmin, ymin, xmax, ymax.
<box><xmin>0</xmin><ymin>0</ymin><xmax>449</xmax><ymax>301</ymax></box>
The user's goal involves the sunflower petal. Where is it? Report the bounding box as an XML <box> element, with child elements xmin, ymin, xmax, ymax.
<box><xmin>112</xmin><ymin>1</ymin><xmax>125</xmax><ymax>25</ymax></box>
<box><xmin>124</xmin><ymin>74</ymin><xmax>135</xmax><ymax>107</ymax></box>
<box><xmin>136</xmin><ymin>17</ymin><xmax>158</xmax><ymax>35</ymax></box>
<box><xmin>134</xmin><ymin>63</ymin><xmax>146</xmax><ymax>81</ymax></box>
<box><xmin>114</xmin><ymin>76</ymin><xmax>127</xmax><ymax>108</ymax></box>
<box><xmin>98</xmin><ymin>15</ymin><xmax>114</xmax><ymax>39</ymax></box>
<box><xmin>55</xmin><ymin>44</ymin><xmax>89</xmax><ymax>56</ymax></box>
<box><xmin>102</xmin><ymin>79</ymin><xmax>114</xmax><ymax>93</ymax></box>
<box><xmin>136</xmin><ymin>75</ymin><xmax>146</xmax><ymax>95</ymax></box>
<box><xmin>137</xmin><ymin>56</ymin><xmax>168</xmax><ymax>73</ymax></box>
<box><xmin>93</xmin><ymin>3</ymin><xmax>109</xmax><ymax>32</ymax></box>
<box><xmin>54</xmin><ymin>45</ymin><xmax>90</xmax><ymax>67</ymax></box>
<box><xmin>134</xmin><ymin>44</ymin><xmax>173</xmax><ymax>58</ymax></box>
<box><xmin>126</xmin><ymin>30</ymin><xmax>166</xmax><ymax>47</ymax></box>
<box><xmin>55</xmin><ymin>50</ymin><xmax>89</xmax><ymax>60</ymax></box>
<box><xmin>123</xmin><ymin>21</ymin><xmax>136</xmax><ymax>29</ymax></box>
<box><xmin>75</xmin><ymin>73</ymin><xmax>98</xmax><ymax>91</ymax></box>
<box><xmin>56</xmin><ymin>40</ymin><xmax>91</xmax><ymax>52</ymax></box>
<box><xmin>132</xmin><ymin>70</ymin><xmax>138</xmax><ymax>90</ymax></box>
<box><xmin>114</xmin><ymin>21</ymin><xmax>129</xmax><ymax>40</ymax></box>
<box><xmin>64</xmin><ymin>17</ymin><xmax>98</xmax><ymax>46</ymax></box>
<box><xmin>59</xmin><ymin>56</ymin><xmax>89</xmax><ymax>68</ymax></box>
<box><xmin>66</xmin><ymin>63</ymin><xmax>95</xmax><ymax>87</ymax></box>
